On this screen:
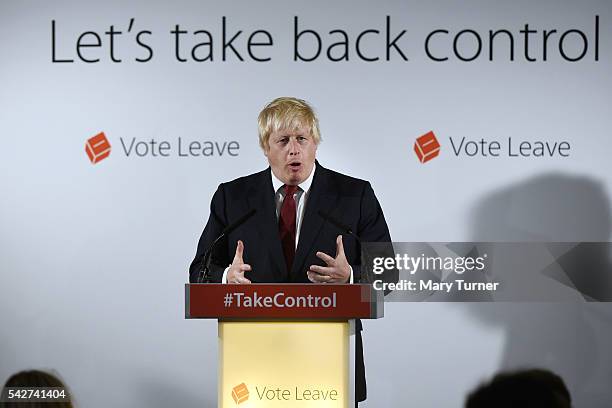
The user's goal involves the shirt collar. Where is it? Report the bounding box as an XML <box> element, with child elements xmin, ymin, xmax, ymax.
<box><xmin>271</xmin><ymin>163</ymin><xmax>315</xmax><ymax>195</ymax></box>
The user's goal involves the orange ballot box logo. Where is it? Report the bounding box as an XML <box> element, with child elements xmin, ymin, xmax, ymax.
<box><xmin>85</xmin><ymin>132</ymin><xmax>111</xmax><ymax>164</ymax></box>
<box><xmin>414</xmin><ymin>131</ymin><xmax>440</xmax><ymax>163</ymax></box>
<box><xmin>232</xmin><ymin>383</ymin><xmax>250</xmax><ymax>405</ymax></box>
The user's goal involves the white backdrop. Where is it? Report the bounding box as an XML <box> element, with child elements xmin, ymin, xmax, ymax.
<box><xmin>1</xmin><ymin>1</ymin><xmax>612</xmax><ymax>406</ymax></box>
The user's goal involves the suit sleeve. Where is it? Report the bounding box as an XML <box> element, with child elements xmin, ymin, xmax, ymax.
<box><xmin>354</xmin><ymin>182</ymin><xmax>399</xmax><ymax>291</ymax></box>
<box><xmin>188</xmin><ymin>184</ymin><xmax>232</xmax><ymax>283</ymax></box>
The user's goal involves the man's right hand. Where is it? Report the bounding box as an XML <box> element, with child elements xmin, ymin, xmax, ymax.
<box><xmin>226</xmin><ymin>240</ymin><xmax>252</xmax><ymax>284</ymax></box>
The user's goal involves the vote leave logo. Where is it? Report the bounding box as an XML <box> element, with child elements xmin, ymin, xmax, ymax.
<box><xmin>232</xmin><ymin>383</ymin><xmax>249</xmax><ymax>405</ymax></box>
<box><xmin>85</xmin><ymin>132</ymin><xmax>111</xmax><ymax>164</ymax></box>
<box><xmin>83</xmin><ymin>132</ymin><xmax>241</xmax><ymax>165</ymax></box>
<box><xmin>412</xmin><ymin>130</ymin><xmax>573</xmax><ymax>164</ymax></box>
<box><xmin>414</xmin><ymin>131</ymin><xmax>441</xmax><ymax>163</ymax></box>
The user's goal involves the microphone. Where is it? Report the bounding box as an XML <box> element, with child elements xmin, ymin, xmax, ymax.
<box><xmin>197</xmin><ymin>209</ymin><xmax>257</xmax><ymax>283</ymax></box>
<box><xmin>318</xmin><ymin>210</ymin><xmax>371</xmax><ymax>283</ymax></box>
<box><xmin>318</xmin><ymin>210</ymin><xmax>361</xmax><ymax>244</ymax></box>
<box><xmin>318</xmin><ymin>211</ymin><xmax>396</xmax><ymax>292</ymax></box>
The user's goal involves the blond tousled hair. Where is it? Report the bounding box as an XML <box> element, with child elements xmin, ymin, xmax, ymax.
<box><xmin>257</xmin><ymin>97</ymin><xmax>321</xmax><ymax>150</ymax></box>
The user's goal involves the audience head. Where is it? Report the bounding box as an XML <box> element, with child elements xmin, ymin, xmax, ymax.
<box><xmin>1</xmin><ymin>369</ymin><xmax>73</xmax><ymax>408</ymax></box>
<box><xmin>465</xmin><ymin>368</ymin><xmax>571</xmax><ymax>408</ymax></box>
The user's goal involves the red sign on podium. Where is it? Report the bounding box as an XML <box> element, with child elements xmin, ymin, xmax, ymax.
<box><xmin>185</xmin><ymin>284</ymin><xmax>383</xmax><ymax>319</ymax></box>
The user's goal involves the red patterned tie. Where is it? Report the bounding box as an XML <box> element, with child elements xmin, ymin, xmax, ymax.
<box><xmin>279</xmin><ymin>185</ymin><xmax>298</xmax><ymax>273</ymax></box>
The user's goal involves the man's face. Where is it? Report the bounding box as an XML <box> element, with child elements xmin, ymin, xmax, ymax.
<box><xmin>264</xmin><ymin>125</ymin><xmax>317</xmax><ymax>186</ymax></box>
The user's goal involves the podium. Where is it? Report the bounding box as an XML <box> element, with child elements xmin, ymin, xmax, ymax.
<box><xmin>185</xmin><ymin>284</ymin><xmax>383</xmax><ymax>407</ymax></box>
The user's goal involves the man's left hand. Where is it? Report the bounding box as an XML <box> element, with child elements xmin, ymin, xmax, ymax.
<box><xmin>308</xmin><ymin>235</ymin><xmax>351</xmax><ymax>283</ymax></box>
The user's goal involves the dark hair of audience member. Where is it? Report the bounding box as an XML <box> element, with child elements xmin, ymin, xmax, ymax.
<box><xmin>465</xmin><ymin>368</ymin><xmax>572</xmax><ymax>408</ymax></box>
<box><xmin>1</xmin><ymin>370</ymin><xmax>73</xmax><ymax>408</ymax></box>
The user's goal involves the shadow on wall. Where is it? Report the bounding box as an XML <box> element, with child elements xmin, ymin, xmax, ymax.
<box><xmin>464</xmin><ymin>173</ymin><xmax>612</xmax><ymax>408</ymax></box>
<box><xmin>471</xmin><ymin>173</ymin><xmax>611</xmax><ymax>242</ymax></box>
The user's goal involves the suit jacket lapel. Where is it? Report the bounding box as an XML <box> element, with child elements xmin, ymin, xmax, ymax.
<box><xmin>291</xmin><ymin>163</ymin><xmax>336</xmax><ymax>280</ymax></box>
<box><xmin>247</xmin><ymin>168</ymin><xmax>288</xmax><ymax>282</ymax></box>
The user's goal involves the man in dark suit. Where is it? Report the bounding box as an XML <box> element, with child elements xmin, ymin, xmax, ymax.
<box><xmin>189</xmin><ymin>97</ymin><xmax>392</xmax><ymax>405</ymax></box>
